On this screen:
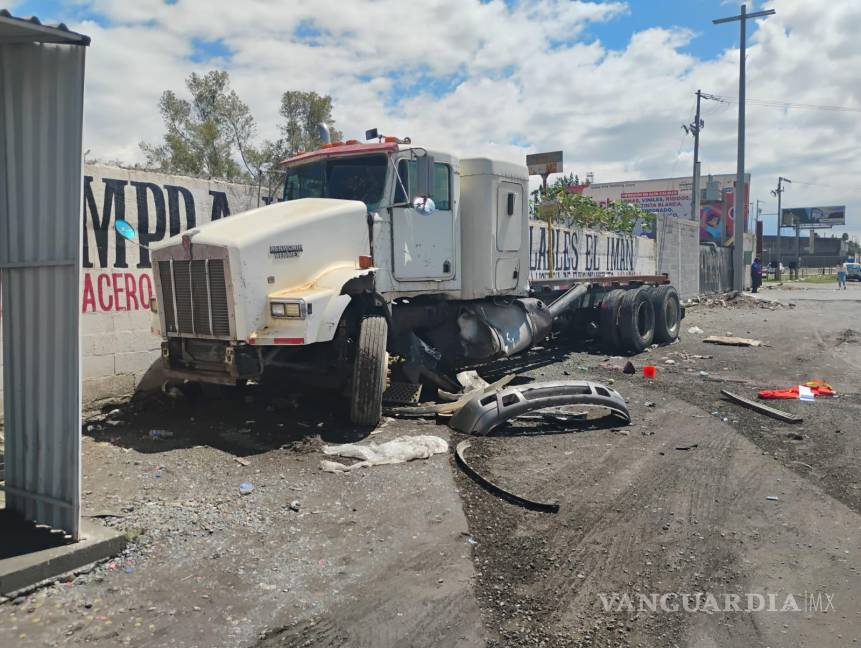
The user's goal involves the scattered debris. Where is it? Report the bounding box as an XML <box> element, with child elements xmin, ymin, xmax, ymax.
<box><xmin>687</xmin><ymin>326</ymin><xmax>704</xmax><ymax>335</ymax></box>
<box><xmin>448</xmin><ymin>380</ymin><xmax>630</xmax><ymax>436</ymax></box>
<box><xmin>703</xmin><ymin>335</ymin><xmax>762</xmax><ymax>347</ymax></box>
<box><xmin>387</xmin><ymin>374</ymin><xmax>515</xmax><ymax>418</ymax></box>
<box><xmin>766</xmin><ymin>496</ymin><xmax>779</xmax><ymax>501</ymax></box>
<box><xmin>148</xmin><ymin>429</ymin><xmax>173</xmax><ymax>440</ymax></box>
<box><xmin>720</xmin><ymin>390</ymin><xmax>803</xmax><ymax>423</ymax></box>
<box><xmin>644</xmin><ymin>401</ymin><xmax>656</xmax><ymax>408</ymax></box>
<box><xmin>239</xmin><ymin>482</ymin><xmax>255</xmax><ymax>495</ymax></box>
<box><xmin>675</xmin><ymin>444</ymin><xmax>698</xmax><ymax>451</ymax></box>
<box><xmin>438</xmin><ymin>370</ymin><xmax>491</xmax><ymax>402</ymax></box>
<box><xmin>234</xmin><ymin>457</ymin><xmax>251</xmax><ymax>467</ymax></box>
<box><xmin>643</xmin><ymin>365</ymin><xmax>656</xmax><ymax>379</ymax></box>
<box><xmin>622</xmin><ymin>361</ymin><xmax>636</xmax><ymax>375</ymax></box>
<box><xmin>757</xmin><ymin>380</ymin><xmax>835</xmax><ymax>400</ymax></box>
<box><xmin>320</xmin><ymin>435</ymin><xmax>448</xmax><ymax>473</ymax></box>
<box><xmin>455</xmin><ymin>440</ymin><xmax>559</xmax><ymax>513</ymax></box>
<box><xmin>288</xmin><ymin>500</ymin><xmax>301</xmax><ymax>512</ymax></box>
<box><xmin>663</xmin><ymin>359</ymin><xmax>676</xmax><ymax>365</ymax></box>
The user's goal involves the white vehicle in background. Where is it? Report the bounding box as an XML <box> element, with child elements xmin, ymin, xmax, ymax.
<box><xmin>116</xmin><ymin>130</ymin><xmax>682</xmax><ymax>426</ymax></box>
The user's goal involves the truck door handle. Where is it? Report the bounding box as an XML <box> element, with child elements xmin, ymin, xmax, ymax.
<box><xmin>443</xmin><ymin>260</ymin><xmax>451</xmax><ymax>273</ymax></box>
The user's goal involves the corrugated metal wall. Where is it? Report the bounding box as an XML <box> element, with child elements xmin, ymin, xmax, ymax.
<box><xmin>699</xmin><ymin>244</ymin><xmax>734</xmax><ymax>295</ymax></box>
<box><xmin>0</xmin><ymin>42</ymin><xmax>85</xmax><ymax>538</ymax></box>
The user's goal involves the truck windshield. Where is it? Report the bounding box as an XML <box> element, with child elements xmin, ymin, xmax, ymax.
<box><xmin>282</xmin><ymin>154</ymin><xmax>388</xmax><ymax>210</ymax></box>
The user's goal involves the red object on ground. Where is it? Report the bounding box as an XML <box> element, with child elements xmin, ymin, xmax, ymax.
<box><xmin>643</xmin><ymin>365</ymin><xmax>656</xmax><ymax>379</ymax></box>
<box><xmin>758</xmin><ymin>380</ymin><xmax>835</xmax><ymax>400</ymax></box>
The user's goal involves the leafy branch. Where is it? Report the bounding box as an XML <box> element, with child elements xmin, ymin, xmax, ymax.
<box><xmin>531</xmin><ymin>175</ymin><xmax>655</xmax><ymax>235</ymax></box>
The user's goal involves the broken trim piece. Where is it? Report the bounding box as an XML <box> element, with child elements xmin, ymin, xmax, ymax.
<box><xmin>455</xmin><ymin>440</ymin><xmax>560</xmax><ymax>513</ymax></box>
<box><xmin>448</xmin><ymin>380</ymin><xmax>630</xmax><ymax>436</ymax></box>
<box><xmin>720</xmin><ymin>389</ymin><xmax>803</xmax><ymax>424</ymax></box>
<box><xmin>386</xmin><ymin>374</ymin><xmax>515</xmax><ymax>418</ymax></box>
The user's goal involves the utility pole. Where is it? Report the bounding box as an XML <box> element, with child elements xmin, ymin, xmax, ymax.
<box><xmin>770</xmin><ymin>176</ymin><xmax>790</xmax><ymax>277</ymax></box>
<box><xmin>714</xmin><ymin>4</ymin><xmax>776</xmax><ymax>292</ymax></box>
<box><xmin>685</xmin><ymin>90</ymin><xmax>704</xmax><ymax>222</ymax></box>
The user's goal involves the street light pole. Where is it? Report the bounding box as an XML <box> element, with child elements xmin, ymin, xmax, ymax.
<box><xmin>688</xmin><ymin>90</ymin><xmax>703</xmax><ymax>222</ymax></box>
<box><xmin>771</xmin><ymin>176</ymin><xmax>790</xmax><ymax>277</ymax></box>
<box><xmin>714</xmin><ymin>4</ymin><xmax>776</xmax><ymax>292</ymax></box>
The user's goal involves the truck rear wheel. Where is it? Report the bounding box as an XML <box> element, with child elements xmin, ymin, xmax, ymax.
<box><xmin>349</xmin><ymin>314</ymin><xmax>388</xmax><ymax>427</ymax></box>
<box><xmin>619</xmin><ymin>288</ymin><xmax>655</xmax><ymax>353</ymax></box>
<box><xmin>650</xmin><ymin>285</ymin><xmax>681</xmax><ymax>343</ymax></box>
<box><xmin>599</xmin><ymin>289</ymin><xmax>625</xmax><ymax>352</ymax></box>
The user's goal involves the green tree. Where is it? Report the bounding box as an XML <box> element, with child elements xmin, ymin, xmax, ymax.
<box><xmin>141</xmin><ymin>70</ymin><xmax>269</xmax><ymax>182</ymax></box>
<box><xmin>278</xmin><ymin>90</ymin><xmax>342</xmax><ymax>155</ymax></box>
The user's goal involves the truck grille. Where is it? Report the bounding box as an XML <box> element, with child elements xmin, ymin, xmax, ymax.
<box><xmin>158</xmin><ymin>259</ymin><xmax>231</xmax><ymax>337</ymax></box>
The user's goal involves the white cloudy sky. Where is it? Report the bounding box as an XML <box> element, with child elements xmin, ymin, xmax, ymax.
<box><xmin>11</xmin><ymin>0</ymin><xmax>861</xmax><ymax>239</ymax></box>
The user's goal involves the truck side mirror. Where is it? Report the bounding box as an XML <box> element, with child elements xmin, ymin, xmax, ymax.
<box><xmin>415</xmin><ymin>153</ymin><xmax>434</xmax><ymax>198</ymax></box>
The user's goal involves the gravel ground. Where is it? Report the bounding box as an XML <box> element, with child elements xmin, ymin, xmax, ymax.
<box><xmin>1</xmin><ymin>285</ymin><xmax>859</xmax><ymax>648</ymax></box>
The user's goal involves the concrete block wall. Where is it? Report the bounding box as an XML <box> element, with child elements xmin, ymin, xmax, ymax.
<box><xmin>655</xmin><ymin>214</ymin><xmax>700</xmax><ymax>299</ymax></box>
<box><xmin>80</xmin><ymin>310</ymin><xmax>162</xmax><ymax>404</ymax></box>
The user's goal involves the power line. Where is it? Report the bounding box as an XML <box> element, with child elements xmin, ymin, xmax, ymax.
<box><xmin>702</xmin><ymin>93</ymin><xmax>861</xmax><ymax>114</ymax></box>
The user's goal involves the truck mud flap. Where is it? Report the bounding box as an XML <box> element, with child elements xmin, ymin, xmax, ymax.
<box><xmin>448</xmin><ymin>380</ymin><xmax>630</xmax><ymax>436</ymax></box>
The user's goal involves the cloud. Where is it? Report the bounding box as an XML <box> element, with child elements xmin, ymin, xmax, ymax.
<box><xmin>41</xmin><ymin>0</ymin><xmax>861</xmax><ymax>239</ymax></box>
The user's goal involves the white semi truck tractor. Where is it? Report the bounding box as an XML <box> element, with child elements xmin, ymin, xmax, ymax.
<box><xmin>118</xmin><ymin>134</ymin><xmax>681</xmax><ymax>426</ymax></box>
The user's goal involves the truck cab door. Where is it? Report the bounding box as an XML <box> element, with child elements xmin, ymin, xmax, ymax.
<box><xmin>391</xmin><ymin>160</ymin><xmax>455</xmax><ymax>281</ymax></box>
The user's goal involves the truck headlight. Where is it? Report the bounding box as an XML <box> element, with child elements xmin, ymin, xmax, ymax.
<box><xmin>270</xmin><ymin>300</ymin><xmax>306</xmax><ymax>319</ymax></box>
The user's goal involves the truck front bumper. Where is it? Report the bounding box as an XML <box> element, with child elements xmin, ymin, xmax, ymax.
<box><xmin>161</xmin><ymin>338</ymin><xmax>263</xmax><ymax>385</ymax></box>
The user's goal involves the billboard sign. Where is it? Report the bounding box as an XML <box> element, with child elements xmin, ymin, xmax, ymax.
<box><xmin>781</xmin><ymin>206</ymin><xmax>845</xmax><ymax>228</ymax></box>
<box><xmin>526</xmin><ymin>150</ymin><xmax>563</xmax><ymax>176</ymax></box>
<box><xmin>583</xmin><ymin>174</ymin><xmax>748</xmax><ymax>245</ymax></box>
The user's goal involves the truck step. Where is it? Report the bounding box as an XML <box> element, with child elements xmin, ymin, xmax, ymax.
<box><xmin>382</xmin><ymin>382</ymin><xmax>423</xmax><ymax>405</ymax></box>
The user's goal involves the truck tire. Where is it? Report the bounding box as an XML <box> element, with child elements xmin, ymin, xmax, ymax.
<box><xmin>619</xmin><ymin>288</ymin><xmax>655</xmax><ymax>354</ymax></box>
<box><xmin>349</xmin><ymin>314</ymin><xmax>388</xmax><ymax>426</ymax></box>
<box><xmin>650</xmin><ymin>285</ymin><xmax>681</xmax><ymax>343</ymax></box>
<box><xmin>599</xmin><ymin>289</ymin><xmax>625</xmax><ymax>352</ymax></box>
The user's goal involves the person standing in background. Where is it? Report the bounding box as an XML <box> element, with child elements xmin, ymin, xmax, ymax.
<box><xmin>837</xmin><ymin>264</ymin><xmax>847</xmax><ymax>290</ymax></box>
<box><xmin>751</xmin><ymin>257</ymin><xmax>763</xmax><ymax>293</ymax></box>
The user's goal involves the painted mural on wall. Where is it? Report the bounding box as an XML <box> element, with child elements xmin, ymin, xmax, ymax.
<box><xmin>528</xmin><ymin>220</ymin><xmax>656</xmax><ymax>280</ymax></box>
<box><xmin>698</xmin><ymin>184</ymin><xmax>749</xmax><ymax>246</ymax></box>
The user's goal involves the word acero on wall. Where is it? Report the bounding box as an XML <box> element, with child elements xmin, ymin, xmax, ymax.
<box><xmin>81</xmin><ymin>271</ymin><xmax>155</xmax><ymax>314</ymax></box>
<box><xmin>528</xmin><ymin>223</ymin><xmax>646</xmax><ymax>279</ymax></box>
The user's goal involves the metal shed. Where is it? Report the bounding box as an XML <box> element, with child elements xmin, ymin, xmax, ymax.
<box><xmin>0</xmin><ymin>11</ymin><xmax>90</xmax><ymax>539</ymax></box>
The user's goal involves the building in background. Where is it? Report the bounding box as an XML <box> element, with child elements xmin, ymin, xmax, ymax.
<box><xmin>760</xmin><ymin>233</ymin><xmax>849</xmax><ymax>268</ymax></box>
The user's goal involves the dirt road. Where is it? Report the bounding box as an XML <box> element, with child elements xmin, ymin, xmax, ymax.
<box><xmin>458</xmin><ymin>286</ymin><xmax>861</xmax><ymax>647</ymax></box>
<box><xmin>1</xmin><ymin>284</ymin><xmax>859</xmax><ymax>647</ymax></box>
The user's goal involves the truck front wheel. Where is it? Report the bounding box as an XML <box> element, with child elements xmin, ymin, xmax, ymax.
<box><xmin>349</xmin><ymin>314</ymin><xmax>389</xmax><ymax>426</ymax></box>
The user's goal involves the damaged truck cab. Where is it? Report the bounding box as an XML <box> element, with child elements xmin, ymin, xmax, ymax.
<box><xmin>133</xmin><ymin>135</ymin><xmax>680</xmax><ymax>426</ymax></box>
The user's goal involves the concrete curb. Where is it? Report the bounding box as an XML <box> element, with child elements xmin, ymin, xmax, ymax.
<box><xmin>0</xmin><ymin>520</ymin><xmax>126</xmax><ymax>596</ymax></box>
